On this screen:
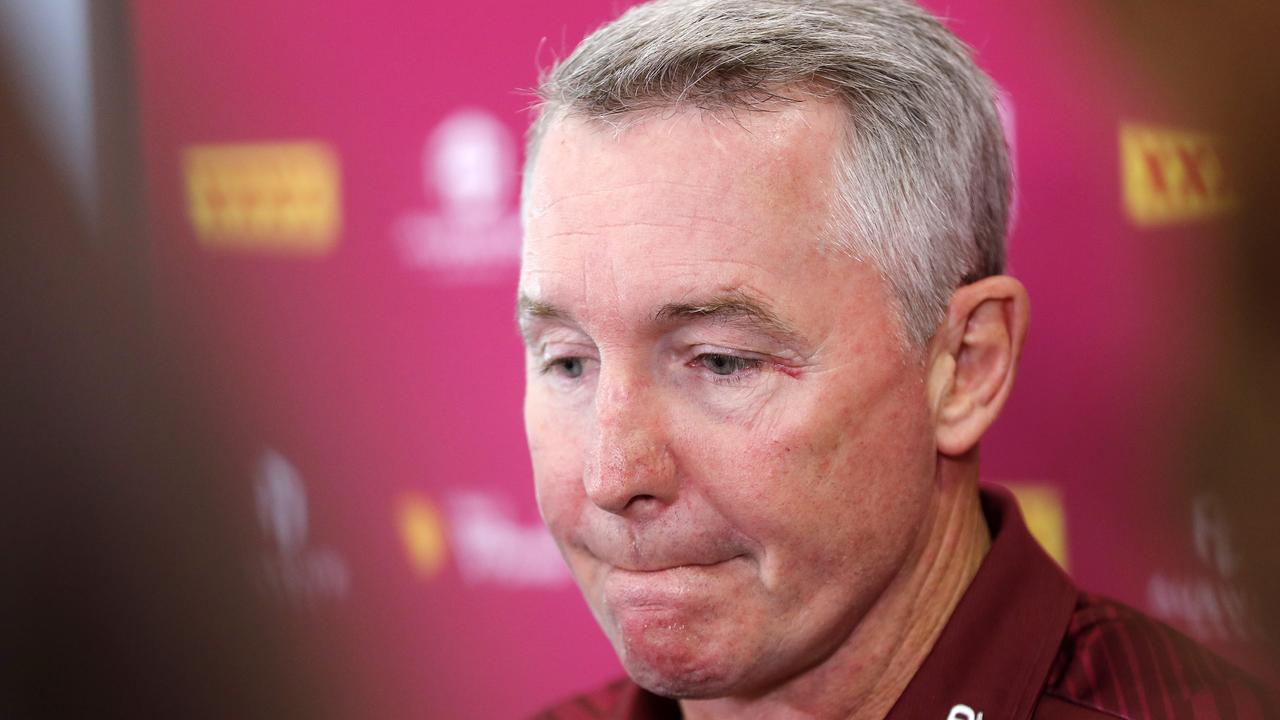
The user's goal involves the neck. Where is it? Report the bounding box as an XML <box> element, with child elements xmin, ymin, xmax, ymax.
<box><xmin>680</xmin><ymin>457</ymin><xmax>990</xmax><ymax>720</ymax></box>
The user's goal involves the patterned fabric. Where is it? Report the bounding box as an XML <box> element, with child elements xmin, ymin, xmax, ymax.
<box><xmin>1042</xmin><ymin>593</ymin><xmax>1276</xmax><ymax>719</ymax></box>
<box><xmin>532</xmin><ymin>679</ymin><xmax>675</xmax><ymax>720</ymax></box>
<box><xmin>534</xmin><ymin>488</ymin><xmax>1276</xmax><ymax>720</ymax></box>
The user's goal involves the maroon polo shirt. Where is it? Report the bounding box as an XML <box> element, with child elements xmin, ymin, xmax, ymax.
<box><xmin>535</xmin><ymin>486</ymin><xmax>1276</xmax><ymax>719</ymax></box>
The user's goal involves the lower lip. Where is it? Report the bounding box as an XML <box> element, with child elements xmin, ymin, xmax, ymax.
<box><xmin>602</xmin><ymin>561</ymin><xmax>745</xmax><ymax>649</ymax></box>
<box><xmin>603</xmin><ymin>558</ymin><xmax>743</xmax><ymax>609</ymax></box>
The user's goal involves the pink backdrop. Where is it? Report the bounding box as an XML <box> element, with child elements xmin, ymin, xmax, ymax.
<box><xmin>132</xmin><ymin>2</ymin><xmax>1252</xmax><ymax>716</ymax></box>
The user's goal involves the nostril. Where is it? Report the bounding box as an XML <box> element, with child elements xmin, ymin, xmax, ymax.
<box><xmin>582</xmin><ymin>426</ymin><xmax>678</xmax><ymax>513</ymax></box>
<box><xmin>624</xmin><ymin>494</ymin><xmax>658</xmax><ymax>510</ymax></box>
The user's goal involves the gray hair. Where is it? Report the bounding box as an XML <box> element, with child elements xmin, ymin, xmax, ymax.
<box><xmin>523</xmin><ymin>0</ymin><xmax>1012</xmax><ymax>348</ymax></box>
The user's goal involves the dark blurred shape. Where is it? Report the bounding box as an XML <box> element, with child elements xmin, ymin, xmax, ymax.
<box><xmin>1099</xmin><ymin>0</ymin><xmax>1280</xmax><ymax>665</ymax></box>
<box><xmin>0</xmin><ymin>7</ymin><xmax>340</xmax><ymax>719</ymax></box>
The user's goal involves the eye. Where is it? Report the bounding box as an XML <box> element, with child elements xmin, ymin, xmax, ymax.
<box><xmin>544</xmin><ymin>357</ymin><xmax>586</xmax><ymax>379</ymax></box>
<box><xmin>695</xmin><ymin>353</ymin><xmax>761</xmax><ymax>377</ymax></box>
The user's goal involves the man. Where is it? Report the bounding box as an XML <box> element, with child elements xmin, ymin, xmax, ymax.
<box><xmin>516</xmin><ymin>1</ymin><xmax>1274</xmax><ymax>718</ymax></box>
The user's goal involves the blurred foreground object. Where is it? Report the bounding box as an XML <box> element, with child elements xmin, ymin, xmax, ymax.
<box><xmin>0</xmin><ymin>20</ymin><xmax>343</xmax><ymax>720</ymax></box>
<box><xmin>1101</xmin><ymin>0</ymin><xmax>1280</xmax><ymax>667</ymax></box>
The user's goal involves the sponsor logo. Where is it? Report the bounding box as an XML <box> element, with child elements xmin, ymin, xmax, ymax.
<box><xmin>948</xmin><ymin>704</ymin><xmax>984</xmax><ymax>720</ymax></box>
<box><xmin>184</xmin><ymin>141</ymin><xmax>341</xmax><ymax>254</ymax></box>
<box><xmin>446</xmin><ymin>492</ymin><xmax>569</xmax><ymax>586</ymax></box>
<box><xmin>1120</xmin><ymin>123</ymin><xmax>1236</xmax><ymax>227</ymax></box>
<box><xmin>393</xmin><ymin>109</ymin><xmax>522</xmax><ymax>278</ymax></box>
<box><xmin>397</xmin><ymin>488</ymin><xmax>570</xmax><ymax>587</ymax></box>
<box><xmin>1191</xmin><ymin>492</ymin><xmax>1239</xmax><ymax>578</ymax></box>
<box><xmin>995</xmin><ymin>88</ymin><xmax>1020</xmax><ymax>230</ymax></box>
<box><xmin>996</xmin><ymin>87</ymin><xmax>1017</xmax><ymax>154</ymax></box>
<box><xmin>1147</xmin><ymin>493</ymin><xmax>1255</xmax><ymax>643</ymax></box>
<box><xmin>398</xmin><ymin>492</ymin><xmax>449</xmax><ymax>579</ymax></box>
<box><xmin>1006</xmin><ymin>483</ymin><xmax>1068</xmax><ymax>570</ymax></box>
<box><xmin>254</xmin><ymin>449</ymin><xmax>349</xmax><ymax>603</ymax></box>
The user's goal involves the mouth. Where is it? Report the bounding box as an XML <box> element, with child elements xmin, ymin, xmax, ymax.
<box><xmin>609</xmin><ymin>557</ymin><xmax>742</xmax><ymax>574</ymax></box>
<box><xmin>596</xmin><ymin>557</ymin><xmax>751</xmax><ymax>650</ymax></box>
<box><xmin>602</xmin><ymin>555</ymin><xmax>748</xmax><ymax>603</ymax></box>
<box><xmin>580</xmin><ymin>532</ymin><xmax>752</xmax><ymax>575</ymax></box>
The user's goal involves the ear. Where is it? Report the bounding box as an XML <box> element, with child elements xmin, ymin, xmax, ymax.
<box><xmin>926</xmin><ymin>275</ymin><xmax>1030</xmax><ymax>457</ymax></box>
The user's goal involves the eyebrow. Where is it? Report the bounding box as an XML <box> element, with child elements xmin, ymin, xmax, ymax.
<box><xmin>517</xmin><ymin>289</ymin><xmax>803</xmax><ymax>348</ymax></box>
<box><xmin>653</xmin><ymin>291</ymin><xmax>803</xmax><ymax>345</ymax></box>
<box><xmin>516</xmin><ymin>293</ymin><xmax>566</xmax><ymax>347</ymax></box>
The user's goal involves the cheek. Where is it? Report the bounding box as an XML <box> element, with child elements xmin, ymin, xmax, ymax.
<box><xmin>697</xmin><ymin>375</ymin><xmax>936</xmax><ymax>568</ymax></box>
<box><xmin>525</xmin><ymin>391</ymin><xmax>587</xmax><ymax>529</ymax></box>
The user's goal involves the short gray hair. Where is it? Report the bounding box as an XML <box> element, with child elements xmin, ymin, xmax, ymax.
<box><xmin>524</xmin><ymin>0</ymin><xmax>1012</xmax><ymax>348</ymax></box>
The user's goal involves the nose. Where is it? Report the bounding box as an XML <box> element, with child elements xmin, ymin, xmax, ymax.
<box><xmin>583</xmin><ymin>368</ymin><xmax>677</xmax><ymax>516</ymax></box>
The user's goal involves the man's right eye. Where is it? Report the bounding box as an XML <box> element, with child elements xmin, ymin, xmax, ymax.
<box><xmin>543</xmin><ymin>357</ymin><xmax>585</xmax><ymax>379</ymax></box>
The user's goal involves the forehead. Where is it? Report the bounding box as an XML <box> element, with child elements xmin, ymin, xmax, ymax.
<box><xmin>526</xmin><ymin>100</ymin><xmax>844</xmax><ymax>226</ymax></box>
<box><xmin>520</xmin><ymin>102</ymin><xmax>851</xmax><ymax>320</ymax></box>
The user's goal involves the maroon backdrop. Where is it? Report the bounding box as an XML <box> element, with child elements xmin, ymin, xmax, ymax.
<box><xmin>131</xmin><ymin>1</ymin><xmax>1253</xmax><ymax>716</ymax></box>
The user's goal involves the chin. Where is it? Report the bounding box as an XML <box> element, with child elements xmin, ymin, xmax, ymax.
<box><xmin>624</xmin><ymin>660</ymin><xmax>739</xmax><ymax>699</ymax></box>
<box><xmin>614</xmin><ymin>633</ymin><xmax>747</xmax><ymax>699</ymax></box>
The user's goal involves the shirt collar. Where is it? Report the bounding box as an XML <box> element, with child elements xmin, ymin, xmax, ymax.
<box><xmin>886</xmin><ymin>485</ymin><xmax>1079</xmax><ymax>720</ymax></box>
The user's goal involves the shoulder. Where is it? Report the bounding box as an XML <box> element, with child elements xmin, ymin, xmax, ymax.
<box><xmin>1039</xmin><ymin>592</ymin><xmax>1277</xmax><ymax>720</ymax></box>
<box><xmin>532</xmin><ymin>678</ymin><xmax>679</xmax><ymax>720</ymax></box>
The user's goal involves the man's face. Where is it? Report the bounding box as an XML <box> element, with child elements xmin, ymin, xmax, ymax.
<box><xmin>520</xmin><ymin>102</ymin><xmax>940</xmax><ymax>698</ymax></box>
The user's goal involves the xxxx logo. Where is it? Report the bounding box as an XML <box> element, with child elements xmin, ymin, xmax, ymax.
<box><xmin>1120</xmin><ymin>123</ymin><xmax>1236</xmax><ymax>227</ymax></box>
<box><xmin>1007</xmin><ymin>483</ymin><xmax>1068</xmax><ymax>571</ymax></box>
<box><xmin>184</xmin><ymin>141</ymin><xmax>342</xmax><ymax>254</ymax></box>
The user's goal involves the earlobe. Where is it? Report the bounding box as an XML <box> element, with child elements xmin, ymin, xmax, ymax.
<box><xmin>933</xmin><ymin>276</ymin><xmax>1029</xmax><ymax>457</ymax></box>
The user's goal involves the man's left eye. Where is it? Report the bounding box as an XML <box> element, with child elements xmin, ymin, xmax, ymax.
<box><xmin>695</xmin><ymin>353</ymin><xmax>762</xmax><ymax>377</ymax></box>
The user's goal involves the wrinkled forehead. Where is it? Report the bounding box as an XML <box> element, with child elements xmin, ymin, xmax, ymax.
<box><xmin>522</xmin><ymin>99</ymin><xmax>846</xmax><ymax>228</ymax></box>
<box><xmin>516</xmin><ymin>100</ymin><xmax>877</xmax><ymax>342</ymax></box>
